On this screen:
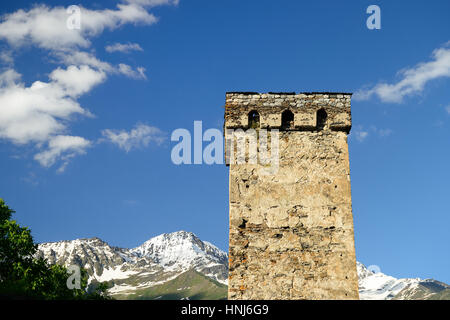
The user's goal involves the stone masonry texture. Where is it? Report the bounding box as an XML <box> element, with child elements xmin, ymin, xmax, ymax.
<box><xmin>225</xmin><ymin>92</ymin><xmax>359</xmax><ymax>300</ymax></box>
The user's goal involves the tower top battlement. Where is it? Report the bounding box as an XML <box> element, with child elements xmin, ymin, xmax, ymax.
<box><xmin>224</xmin><ymin>92</ymin><xmax>352</xmax><ymax>132</ymax></box>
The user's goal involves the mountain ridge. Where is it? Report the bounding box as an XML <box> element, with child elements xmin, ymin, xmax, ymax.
<box><xmin>36</xmin><ymin>231</ymin><xmax>449</xmax><ymax>300</ymax></box>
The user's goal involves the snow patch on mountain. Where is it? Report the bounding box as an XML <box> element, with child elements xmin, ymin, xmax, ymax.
<box><xmin>357</xmin><ymin>262</ymin><xmax>420</xmax><ymax>300</ymax></box>
<box><xmin>94</xmin><ymin>266</ymin><xmax>139</xmax><ymax>283</ymax></box>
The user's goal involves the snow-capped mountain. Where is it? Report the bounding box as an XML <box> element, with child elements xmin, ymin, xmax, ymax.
<box><xmin>357</xmin><ymin>262</ymin><xmax>450</xmax><ymax>300</ymax></box>
<box><xmin>36</xmin><ymin>231</ymin><xmax>228</xmax><ymax>298</ymax></box>
<box><xmin>37</xmin><ymin>231</ymin><xmax>449</xmax><ymax>300</ymax></box>
<box><xmin>357</xmin><ymin>262</ymin><xmax>420</xmax><ymax>300</ymax></box>
<box><xmin>129</xmin><ymin>231</ymin><xmax>227</xmax><ymax>278</ymax></box>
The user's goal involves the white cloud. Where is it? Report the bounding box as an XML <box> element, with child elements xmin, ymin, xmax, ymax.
<box><xmin>445</xmin><ymin>105</ymin><xmax>450</xmax><ymax>115</ymax></box>
<box><xmin>0</xmin><ymin>4</ymin><xmax>157</xmax><ymax>51</ymax></box>
<box><xmin>377</xmin><ymin>128</ymin><xmax>393</xmax><ymax>137</ymax></box>
<box><xmin>101</xmin><ymin>123</ymin><xmax>165</xmax><ymax>152</ymax></box>
<box><xmin>0</xmin><ymin>1</ymin><xmax>177</xmax><ymax>170</ymax></box>
<box><xmin>49</xmin><ymin>65</ymin><xmax>106</xmax><ymax>96</ymax></box>
<box><xmin>354</xmin><ymin>129</ymin><xmax>369</xmax><ymax>142</ymax></box>
<box><xmin>34</xmin><ymin>135</ymin><xmax>91</xmax><ymax>172</ymax></box>
<box><xmin>0</xmin><ymin>4</ymin><xmax>151</xmax><ymax>80</ymax></box>
<box><xmin>118</xmin><ymin>63</ymin><xmax>147</xmax><ymax>79</ymax></box>
<box><xmin>0</xmin><ymin>66</ymin><xmax>101</xmax><ymax>145</ymax></box>
<box><xmin>55</xmin><ymin>51</ymin><xmax>115</xmax><ymax>73</ymax></box>
<box><xmin>105</xmin><ymin>42</ymin><xmax>143</xmax><ymax>53</ymax></box>
<box><xmin>0</xmin><ymin>69</ymin><xmax>20</xmax><ymax>86</ymax></box>
<box><xmin>0</xmin><ymin>50</ymin><xmax>14</xmax><ymax>65</ymax></box>
<box><xmin>55</xmin><ymin>50</ymin><xmax>147</xmax><ymax>80</ymax></box>
<box><xmin>21</xmin><ymin>171</ymin><xmax>39</xmax><ymax>186</ymax></box>
<box><xmin>0</xmin><ymin>2</ymin><xmax>163</xmax><ymax>79</ymax></box>
<box><xmin>352</xmin><ymin>125</ymin><xmax>393</xmax><ymax>142</ymax></box>
<box><xmin>125</xmin><ymin>0</ymin><xmax>180</xmax><ymax>7</ymax></box>
<box><xmin>354</xmin><ymin>44</ymin><xmax>450</xmax><ymax>103</ymax></box>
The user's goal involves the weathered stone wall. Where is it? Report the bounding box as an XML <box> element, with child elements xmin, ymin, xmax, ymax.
<box><xmin>225</xmin><ymin>92</ymin><xmax>359</xmax><ymax>300</ymax></box>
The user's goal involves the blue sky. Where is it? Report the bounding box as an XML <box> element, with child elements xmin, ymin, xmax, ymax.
<box><xmin>0</xmin><ymin>0</ymin><xmax>449</xmax><ymax>283</ymax></box>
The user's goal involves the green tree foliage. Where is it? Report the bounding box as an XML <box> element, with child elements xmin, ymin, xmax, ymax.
<box><xmin>0</xmin><ymin>198</ymin><xmax>111</xmax><ymax>299</ymax></box>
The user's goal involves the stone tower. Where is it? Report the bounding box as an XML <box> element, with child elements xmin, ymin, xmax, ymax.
<box><xmin>224</xmin><ymin>92</ymin><xmax>359</xmax><ymax>300</ymax></box>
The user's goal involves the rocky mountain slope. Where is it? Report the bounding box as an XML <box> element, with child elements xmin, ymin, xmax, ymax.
<box><xmin>37</xmin><ymin>231</ymin><xmax>227</xmax><ymax>298</ymax></box>
<box><xmin>37</xmin><ymin>231</ymin><xmax>449</xmax><ymax>300</ymax></box>
<box><xmin>121</xmin><ymin>269</ymin><xmax>227</xmax><ymax>300</ymax></box>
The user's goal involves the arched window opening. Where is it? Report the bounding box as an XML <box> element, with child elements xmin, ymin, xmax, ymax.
<box><xmin>281</xmin><ymin>110</ymin><xmax>294</xmax><ymax>129</ymax></box>
<box><xmin>248</xmin><ymin>110</ymin><xmax>260</xmax><ymax>129</ymax></box>
<box><xmin>316</xmin><ymin>108</ymin><xmax>327</xmax><ymax>130</ymax></box>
